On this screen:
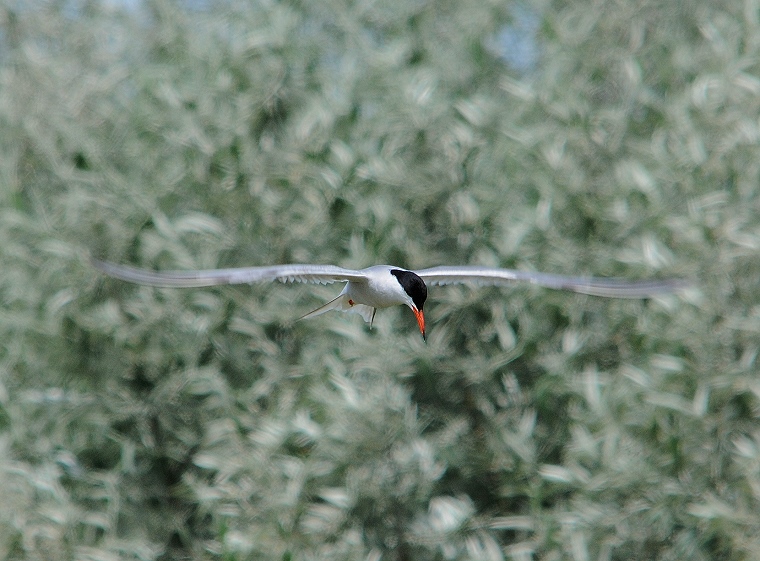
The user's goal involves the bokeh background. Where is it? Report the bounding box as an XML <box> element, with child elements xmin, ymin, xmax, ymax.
<box><xmin>1</xmin><ymin>0</ymin><xmax>758</xmax><ymax>559</ymax></box>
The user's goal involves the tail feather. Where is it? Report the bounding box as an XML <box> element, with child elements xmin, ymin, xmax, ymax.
<box><xmin>299</xmin><ymin>294</ymin><xmax>346</xmax><ymax>320</ymax></box>
<box><xmin>300</xmin><ymin>294</ymin><xmax>377</xmax><ymax>325</ymax></box>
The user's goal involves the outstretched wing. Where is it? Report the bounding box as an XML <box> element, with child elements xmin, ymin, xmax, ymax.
<box><xmin>414</xmin><ymin>266</ymin><xmax>688</xmax><ymax>298</ymax></box>
<box><xmin>91</xmin><ymin>258</ymin><xmax>369</xmax><ymax>288</ymax></box>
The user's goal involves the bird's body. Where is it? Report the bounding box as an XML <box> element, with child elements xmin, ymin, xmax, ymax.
<box><xmin>92</xmin><ymin>259</ymin><xmax>688</xmax><ymax>340</ymax></box>
<box><xmin>342</xmin><ymin>265</ymin><xmax>416</xmax><ymax>308</ymax></box>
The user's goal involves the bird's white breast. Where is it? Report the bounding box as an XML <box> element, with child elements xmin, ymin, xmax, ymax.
<box><xmin>343</xmin><ymin>266</ymin><xmax>411</xmax><ymax>309</ymax></box>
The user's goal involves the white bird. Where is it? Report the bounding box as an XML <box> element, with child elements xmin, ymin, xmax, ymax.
<box><xmin>91</xmin><ymin>258</ymin><xmax>688</xmax><ymax>340</ymax></box>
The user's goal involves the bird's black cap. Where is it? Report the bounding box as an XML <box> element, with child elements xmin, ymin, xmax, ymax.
<box><xmin>390</xmin><ymin>269</ymin><xmax>427</xmax><ymax>310</ymax></box>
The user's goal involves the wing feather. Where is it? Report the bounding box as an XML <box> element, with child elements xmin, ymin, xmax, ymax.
<box><xmin>415</xmin><ymin>266</ymin><xmax>688</xmax><ymax>298</ymax></box>
<box><xmin>91</xmin><ymin>258</ymin><xmax>368</xmax><ymax>288</ymax></box>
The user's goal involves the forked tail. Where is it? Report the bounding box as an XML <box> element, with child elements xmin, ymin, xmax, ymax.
<box><xmin>300</xmin><ymin>294</ymin><xmax>377</xmax><ymax>327</ymax></box>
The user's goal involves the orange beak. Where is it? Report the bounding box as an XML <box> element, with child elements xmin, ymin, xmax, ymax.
<box><xmin>412</xmin><ymin>307</ymin><xmax>426</xmax><ymax>341</ymax></box>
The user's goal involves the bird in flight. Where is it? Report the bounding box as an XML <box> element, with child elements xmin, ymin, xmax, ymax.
<box><xmin>92</xmin><ymin>259</ymin><xmax>687</xmax><ymax>340</ymax></box>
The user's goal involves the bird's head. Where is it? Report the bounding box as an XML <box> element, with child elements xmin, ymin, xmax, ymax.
<box><xmin>390</xmin><ymin>269</ymin><xmax>428</xmax><ymax>340</ymax></box>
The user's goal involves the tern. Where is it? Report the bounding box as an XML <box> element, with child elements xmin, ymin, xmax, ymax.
<box><xmin>92</xmin><ymin>258</ymin><xmax>687</xmax><ymax>340</ymax></box>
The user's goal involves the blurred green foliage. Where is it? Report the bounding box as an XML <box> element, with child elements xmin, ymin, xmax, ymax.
<box><xmin>0</xmin><ymin>0</ymin><xmax>758</xmax><ymax>559</ymax></box>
